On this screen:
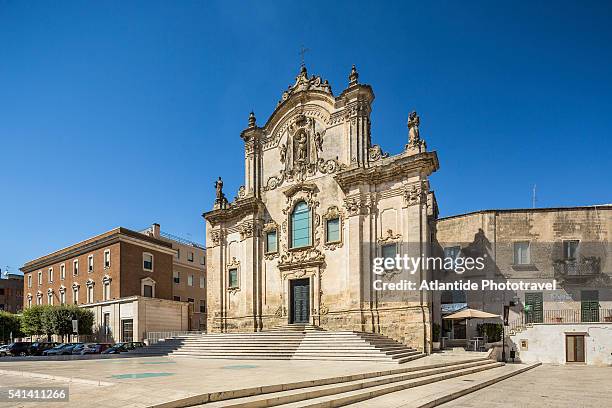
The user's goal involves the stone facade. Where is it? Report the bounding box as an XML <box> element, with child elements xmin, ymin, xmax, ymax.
<box><xmin>204</xmin><ymin>66</ymin><xmax>438</xmax><ymax>352</ymax></box>
<box><xmin>433</xmin><ymin>206</ymin><xmax>612</xmax><ymax>342</ymax></box>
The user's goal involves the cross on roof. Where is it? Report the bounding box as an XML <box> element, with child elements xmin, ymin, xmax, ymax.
<box><xmin>299</xmin><ymin>45</ymin><xmax>309</xmax><ymax>69</ymax></box>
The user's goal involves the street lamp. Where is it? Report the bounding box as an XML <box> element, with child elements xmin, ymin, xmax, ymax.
<box><xmin>502</xmin><ymin>295</ymin><xmax>521</xmax><ymax>363</ymax></box>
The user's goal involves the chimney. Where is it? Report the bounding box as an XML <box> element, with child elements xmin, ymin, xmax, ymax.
<box><xmin>152</xmin><ymin>223</ymin><xmax>161</xmax><ymax>238</ymax></box>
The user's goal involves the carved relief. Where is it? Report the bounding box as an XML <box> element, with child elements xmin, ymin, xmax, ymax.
<box><xmin>344</xmin><ymin>196</ymin><xmax>363</xmax><ymax>216</ymax></box>
<box><xmin>264</xmin><ymin>114</ymin><xmax>345</xmax><ymax>191</ymax></box>
<box><xmin>278</xmin><ymin>248</ymin><xmax>325</xmax><ymax>269</ymax></box>
<box><xmin>239</xmin><ymin>220</ymin><xmax>255</xmax><ymax>241</ymax></box>
<box><xmin>403</xmin><ymin>181</ymin><xmax>429</xmax><ymax>206</ymax></box>
<box><xmin>210</xmin><ymin>229</ymin><xmax>224</xmax><ymax>247</ymax></box>
<box><xmin>368</xmin><ymin>144</ymin><xmax>388</xmax><ymax>162</ymax></box>
<box><xmin>279</xmin><ymin>66</ymin><xmax>332</xmax><ymax>106</ymax></box>
<box><xmin>377</xmin><ymin>229</ymin><xmax>402</xmax><ymax>244</ymax></box>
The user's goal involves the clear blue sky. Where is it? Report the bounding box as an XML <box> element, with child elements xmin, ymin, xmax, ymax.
<box><xmin>1</xmin><ymin>1</ymin><xmax>611</xmax><ymax>274</ymax></box>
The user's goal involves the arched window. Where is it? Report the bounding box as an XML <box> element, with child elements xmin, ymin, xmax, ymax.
<box><xmin>291</xmin><ymin>201</ymin><xmax>311</xmax><ymax>248</ymax></box>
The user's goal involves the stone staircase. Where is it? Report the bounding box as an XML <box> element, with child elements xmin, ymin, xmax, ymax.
<box><xmin>131</xmin><ymin>329</ymin><xmax>424</xmax><ymax>363</ymax></box>
<box><xmin>172</xmin><ymin>358</ymin><xmax>540</xmax><ymax>408</ymax></box>
<box><xmin>265</xmin><ymin>323</ymin><xmax>325</xmax><ymax>332</ymax></box>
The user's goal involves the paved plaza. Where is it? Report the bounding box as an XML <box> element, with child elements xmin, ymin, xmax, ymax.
<box><xmin>0</xmin><ymin>356</ymin><xmax>608</xmax><ymax>407</ymax></box>
<box><xmin>0</xmin><ymin>355</ymin><xmax>445</xmax><ymax>408</ymax></box>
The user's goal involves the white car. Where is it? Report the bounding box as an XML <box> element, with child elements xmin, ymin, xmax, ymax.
<box><xmin>0</xmin><ymin>345</ymin><xmax>10</xmax><ymax>357</ymax></box>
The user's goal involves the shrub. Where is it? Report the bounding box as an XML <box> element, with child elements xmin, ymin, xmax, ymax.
<box><xmin>477</xmin><ymin>323</ymin><xmax>502</xmax><ymax>342</ymax></box>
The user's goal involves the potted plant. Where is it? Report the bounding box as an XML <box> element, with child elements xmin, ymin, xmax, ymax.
<box><xmin>432</xmin><ymin>323</ymin><xmax>441</xmax><ymax>350</ymax></box>
<box><xmin>552</xmin><ymin>316</ymin><xmax>563</xmax><ymax>323</ymax></box>
<box><xmin>603</xmin><ymin>316</ymin><xmax>612</xmax><ymax>322</ymax></box>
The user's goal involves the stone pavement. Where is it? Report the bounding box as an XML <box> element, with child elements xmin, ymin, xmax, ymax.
<box><xmin>438</xmin><ymin>364</ymin><xmax>612</xmax><ymax>408</ymax></box>
<box><xmin>0</xmin><ymin>354</ymin><xmax>488</xmax><ymax>408</ymax></box>
<box><xmin>347</xmin><ymin>364</ymin><xmax>611</xmax><ymax>408</ymax></box>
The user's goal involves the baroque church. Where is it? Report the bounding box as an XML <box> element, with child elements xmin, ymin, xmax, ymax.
<box><xmin>204</xmin><ymin>65</ymin><xmax>439</xmax><ymax>351</ymax></box>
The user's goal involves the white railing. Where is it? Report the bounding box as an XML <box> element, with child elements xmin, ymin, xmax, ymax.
<box><xmin>146</xmin><ymin>331</ymin><xmax>203</xmax><ymax>345</ymax></box>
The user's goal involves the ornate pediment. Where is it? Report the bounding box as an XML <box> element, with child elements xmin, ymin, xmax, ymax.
<box><xmin>279</xmin><ymin>66</ymin><xmax>332</xmax><ymax>105</ymax></box>
<box><xmin>282</xmin><ymin>182</ymin><xmax>318</xmax><ymax>199</ymax></box>
<box><xmin>278</xmin><ymin>248</ymin><xmax>325</xmax><ymax>270</ymax></box>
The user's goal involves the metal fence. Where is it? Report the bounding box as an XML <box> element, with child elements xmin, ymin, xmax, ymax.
<box><xmin>146</xmin><ymin>331</ymin><xmax>203</xmax><ymax>345</ymax></box>
<box><xmin>509</xmin><ymin>308</ymin><xmax>612</xmax><ymax>331</ymax></box>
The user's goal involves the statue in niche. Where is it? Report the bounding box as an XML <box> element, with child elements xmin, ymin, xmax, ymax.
<box><xmin>282</xmin><ymin>116</ymin><xmax>323</xmax><ymax>177</ymax></box>
<box><xmin>295</xmin><ymin>130</ymin><xmax>308</xmax><ymax>163</ymax></box>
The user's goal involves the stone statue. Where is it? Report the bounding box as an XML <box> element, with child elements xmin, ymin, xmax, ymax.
<box><xmin>314</xmin><ymin>131</ymin><xmax>323</xmax><ymax>152</ymax></box>
<box><xmin>406</xmin><ymin>110</ymin><xmax>426</xmax><ymax>153</ymax></box>
<box><xmin>280</xmin><ymin>144</ymin><xmax>287</xmax><ymax>163</ymax></box>
<box><xmin>215</xmin><ymin>177</ymin><xmax>224</xmax><ymax>200</ymax></box>
<box><xmin>407</xmin><ymin>111</ymin><xmax>420</xmax><ymax>143</ymax></box>
<box><xmin>296</xmin><ymin>131</ymin><xmax>308</xmax><ymax>162</ymax></box>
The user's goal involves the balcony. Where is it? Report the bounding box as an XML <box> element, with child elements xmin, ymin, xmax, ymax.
<box><xmin>553</xmin><ymin>257</ymin><xmax>601</xmax><ymax>281</ymax></box>
<box><xmin>509</xmin><ymin>308</ymin><xmax>612</xmax><ymax>333</ymax></box>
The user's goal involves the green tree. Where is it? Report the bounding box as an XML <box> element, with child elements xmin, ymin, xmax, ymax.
<box><xmin>21</xmin><ymin>305</ymin><xmax>95</xmax><ymax>341</ymax></box>
<box><xmin>74</xmin><ymin>307</ymin><xmax>94</xmax><ymax>336</ymax></box>
<box><xmin>21</xmin><ymin>305</ymin><xmax>50</xmax><ymax>339</ymax></box>
<box><xmin>0</xmin><ymin>311</ymin><xmax>24</xmax><ymax>342</ymax></box>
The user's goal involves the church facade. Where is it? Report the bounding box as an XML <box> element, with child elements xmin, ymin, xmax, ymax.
<box><xmin>203</xmin><ymin>65</ymin><xmax>439</xmax><ymax>351</ymax></box>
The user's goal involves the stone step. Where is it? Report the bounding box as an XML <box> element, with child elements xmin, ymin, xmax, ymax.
<box><xmin>193</xmin><ymin>360</ymin><xmax>500</xmax><ymax>408</ymax></box>
<box><xmin>173</xmin><ymin>346</ymin><xmax>409</xmax><ymax>353</ymax></box>
<box><xmin>135</xmin><ymin>330</ymin><xmax>420</xmax><ymax>363</ymax></box>
<box><xmin>347</xmin><ymin>362</ymin><xmax>542</xmax><ymax>407</ymax></box>
<box><xmin>265</xmin><ymin>362</ymin><xmax>504</xmax><ymax>408</ymax></box>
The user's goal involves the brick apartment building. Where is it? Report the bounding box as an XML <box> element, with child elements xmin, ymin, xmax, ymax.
<box><xmin>0</xmin><ymin>272</ymin><xmax>24</xmax><ymax>313</ymax></box>
<box><xmin>20</xmin><ymin>224</ymin><xmax>207</xmax><ymax>342</ymax></box>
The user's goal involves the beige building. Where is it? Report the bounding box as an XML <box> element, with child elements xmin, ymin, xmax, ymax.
<box><xmin>433</xmin><ymin>206</ymin><xmax>612</xmax><ymax>365</ymax></box>
<box><xmin>142</xmin><ymin>223</ymin><xmax>207</xmax><ymax>330</ymax></box>
<box><xmin>204</xmin><ymin>65</ymin><xmax>438</xmax><ymax>351</ymax></box>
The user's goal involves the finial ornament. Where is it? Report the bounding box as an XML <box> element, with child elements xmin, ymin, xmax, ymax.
<box><xmin>348</xmin><ymin>64</ymin><xmax>359</xmax><ymax>86</ymax></box>
<box><xmin>248</xmin><ymin>111</ymin><xmax>256</xmax><ymax>128</ymax></box>
<box><xmin>406</xmin><ymin>111</ymin><xmax>427</xmax><ymax>154</ymax></box>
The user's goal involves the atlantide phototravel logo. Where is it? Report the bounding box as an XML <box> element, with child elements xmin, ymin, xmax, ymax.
<box><xmin>370</xmin><ymin>253</ymin><xmax>559</xmax><ymax>292</ymax></box>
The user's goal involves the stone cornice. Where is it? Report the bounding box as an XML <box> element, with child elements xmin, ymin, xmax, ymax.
<box><xmin>203</xmin><ymin>196</ymin><xmax>262</xmax><ymax>226</ymax></box>
<box><xmin>20</xmin><ymin>228</ymin><xmax>173</xmax><ymax>273</ymax></box>
<box><xmin>334</xmin><ymin>151</ymin><xmax>439</xmax><ymax>191</ymax></box>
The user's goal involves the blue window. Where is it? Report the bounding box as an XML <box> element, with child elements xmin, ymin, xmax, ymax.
<box><xmin>291</xmin><ymin>202</ymin><xmax>311</xmax><ymax>248</ymax></box>
<box><xmin>266</xmin><ymin>230</ymin><xmax>277</xmax><ymax>253</ymax></box>
<box><xmin>228</xmin><ymin>269</ymin><xmax>238</xmax><ymax>288</ymax></box>
<box><xmin>326</xmin><ymin>218</ymin><xmax>340</xmax><ymax>243</ymax></box>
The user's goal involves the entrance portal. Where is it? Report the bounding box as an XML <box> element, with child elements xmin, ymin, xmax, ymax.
<box><xmin>290</xmin><ymin>278</ymin><xmax>310</xmax><ymax>324</ymax></box>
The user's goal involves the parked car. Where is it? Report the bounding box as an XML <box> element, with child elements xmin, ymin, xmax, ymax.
<box><xmin>43</xmin><ymin>343</ymin><xmax>82</xmax><ymax>356</ymax></box>
<box><xmin>0</xmin><ymin>344</ymin><xmax>10</xmax><ymax>357</ymax></box>
<box><xmin>7</xmin><ymin>342</ymin><xmax>33</xmax><ymax>357</ymax></box>
<box><xmin>80</xmin><ymin>343</ymin><xmax>111</xmax><ymax>354</ymax></box>
<box><xmin>29</xmin><ymin>342</ymin><xmax>59</xmax><ymax>356</ymax></box>
<box><xmin>101</xmin><ymin>343</ymin><xmax>127</xmax><ymax>354</ymax></box>
<box><xmin>124</xmin><ymin>341</ymin><xmax>145</xmax><ymax>350</ymax></box>
<box><xmin>70</xmin><ymin>343</ymin><xmax>87</xmax><ymax>355</ymax></box>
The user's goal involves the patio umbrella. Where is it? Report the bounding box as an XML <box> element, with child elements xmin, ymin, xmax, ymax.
<box><xmin>443</xmin><ymin>308</ymin><xmax>500</xmax><ymax>349</ymax></box>
<box><xmin>443</xmin><ymin>308</ymin><xmax>500</xmax><ymax>320</ymax></box>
